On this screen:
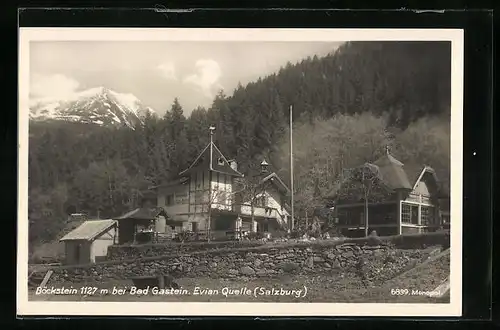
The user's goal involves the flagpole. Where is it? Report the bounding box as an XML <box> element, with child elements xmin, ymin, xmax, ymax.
<box><xmin>290</xmin><ymin>105</ymin><xmax>294</xmax><ymax>232</ymax></box>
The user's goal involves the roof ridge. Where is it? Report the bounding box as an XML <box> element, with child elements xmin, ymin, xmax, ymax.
<box><xmin>60</xmin><ymin>219</ymin><xmax>117</xmax><ymax>242</ymax></box>
<box><xmin>388</xmin><ymin>154</ymin><xmax>404</xmax><ymax>166</ymax></box>
<box><xmin>372</xmin><ymin>152</ymin><xmax>404</xmax><ymax>167</ymax></box>
<box><xmin>179</xmin><ymin>142</ymin><xmax>210</xmax><ymax>175</ymax></box>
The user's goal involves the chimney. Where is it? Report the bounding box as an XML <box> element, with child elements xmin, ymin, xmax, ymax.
<box><xmin>68</xmin><ymin>213</ymin><xmax>88</xmax><ymax>223</ymax></box>
<box><xmin>228</xmin><ymin>159</ymin><xmax>238</xmax><ymax>172</ymax></box>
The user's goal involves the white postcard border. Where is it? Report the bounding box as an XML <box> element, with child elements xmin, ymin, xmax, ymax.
<box><xmin>17</xmin><ymin>28</ymin><xmax>464</xmax><ymax>317</ymax></box>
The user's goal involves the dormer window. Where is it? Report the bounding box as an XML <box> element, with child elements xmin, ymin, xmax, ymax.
<box><xmin>217</xmin><ymin>157</ymin><xmax>224</xmax><ymax>166</ymax></box>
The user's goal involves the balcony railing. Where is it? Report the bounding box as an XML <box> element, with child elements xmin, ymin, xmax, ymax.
<box><xmin>232</xmin><ymin>204</ymin><xmax>287</xmax><ymax>227</ymax></box>
<box><xmin>186</xmin><ymin>199</ymin><xmax>288</xmax><ymax>228</ymax></box>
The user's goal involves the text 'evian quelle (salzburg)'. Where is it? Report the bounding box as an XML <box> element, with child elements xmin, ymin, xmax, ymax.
<box><xmin>35</xmin><ymin>285</ymin><xmax>308</xmax><ymax>298</ymax></box>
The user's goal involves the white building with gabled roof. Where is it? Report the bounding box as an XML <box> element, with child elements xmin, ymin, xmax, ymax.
<box><xmin>150</xmin><ymin>127</ymin><xmax>291</xmax><ymax>239</ymax></box>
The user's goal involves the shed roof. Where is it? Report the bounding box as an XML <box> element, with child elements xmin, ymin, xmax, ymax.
<box><xmin>115</xmin><ymin>207</ymin><xmax>167</xmax><ymax>221</ymax></box>
<box><xmin>59</xmin><ymin>219</ymin><xmax>116</xmax><ymax>242</ymax></box>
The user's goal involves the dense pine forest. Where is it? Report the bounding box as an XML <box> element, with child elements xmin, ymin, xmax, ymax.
<box><xmin>28</xmin><ymin>41</ymin><xmax>451</xmax><ymax>244</ymax></box>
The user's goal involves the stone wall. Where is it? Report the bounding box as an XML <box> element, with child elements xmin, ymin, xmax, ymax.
<box><xmin>47</xmin><ymin>241</ymin><xmax>442</xmax><ymax>287</ymax></box>
<box><xmin>106</xmin><ymin>231</ymin><xmax>449</xmax><ymax>261</ymax></box>
<box><xmin>107</xmin><ymin>240</ymin><xmax>267</xmax><ymax>260</ymax></box>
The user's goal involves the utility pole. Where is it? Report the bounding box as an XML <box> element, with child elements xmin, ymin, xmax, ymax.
<box><xmin>207</xmin><ymin>126</ymin><xmax>215</xmax><ymax>242</ymax></box>
<box><xmin>362</xmin><ymin>166</ymin><xmax>369</xmax><ymax>237</ymax></box>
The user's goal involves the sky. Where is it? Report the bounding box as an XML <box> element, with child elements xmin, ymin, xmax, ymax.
<box><xmin>30</xmin><ymin>41</ymin><xmax>341</xmax><ymax>116</ymax></box>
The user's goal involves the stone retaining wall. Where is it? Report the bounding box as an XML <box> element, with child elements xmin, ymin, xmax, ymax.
<box><xmin>39</xmin><ymin>231</ymin><xmax>449</xmax><ymax>286</ymax></box>
<box><xmin>48</xmin><ymin>242</ymin><xmax>439</xmax><ymax>287</ymax></box>
<box><xmin>106</xmin><ymin>231</ymin><xmax>449</xmax><ymax>261</ymax></box>
<box><xmin>107</xmin><ymin>240</ymin><xmax>267</xmax><ymax>260</ymax></box>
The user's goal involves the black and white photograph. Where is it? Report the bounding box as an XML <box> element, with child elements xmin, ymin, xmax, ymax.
<box><xmin>17</xmin><ymin>28</ymin><xmax>463</xmax><ymax>317</ymax></box>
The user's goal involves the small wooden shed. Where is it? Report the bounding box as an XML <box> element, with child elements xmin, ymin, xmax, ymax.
<box><xmin>59</xmin><ymin>219</ymin><xmax>118</xmax><ymax>265</ymax></box>
<box><xmin>115</xmin><ymin>207</ymin><xmax>169</xmax><ymax>244</ymax></box>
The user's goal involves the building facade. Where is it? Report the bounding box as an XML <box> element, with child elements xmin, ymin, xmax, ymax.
<box><xmin>152</xmin><ymin>131</ymin><xmax>291</xmax><ymax>239</ymax></box>
<box><xmin>325</xmin><ymin>151</ymin><xmax>446</xmax><ymax>237</ymax></box>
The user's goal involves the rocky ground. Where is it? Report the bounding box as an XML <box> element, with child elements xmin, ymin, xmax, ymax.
<box><xmin>355</xmin><ymin>249</ymin><xmax>450</xmax><ymax>303</ymax></box>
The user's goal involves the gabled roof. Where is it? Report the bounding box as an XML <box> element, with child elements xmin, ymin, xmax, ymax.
<box><xmin>115</xmin><ymin>207</ymin><xmax>167</xmax><ymax>221</ymax></box>
<box><xmin>60</xmin><ymin>219</ymin><xmax>116</xmax><ymax>242</ymax></box>
<box><xmin>372</xmin><ymin>153</ymin><xmax>412</xmax><ymax>190</ymax></box>
<box><xmin>261</xmin><ymin>172</ymin><xmax>290</xmax><ymax>195</ymax></box>
<box><xmin>412</xmin><ymin>166</ymin><xmax>439</xmax><ymax>190</ymax></box>
<box><xmin>326</xmin><ymin>152</ymin><xmax>440</xmax><ymax>200</ymax></box>
<box><xmin>372</xmin><ymin>153</ymin><xmax>440</xmax><ymax>191</ymax></box>
<box><xmin>178</xmin><ymin>141</ymin><xmax>244</xmax><ymax>177</ymax></box>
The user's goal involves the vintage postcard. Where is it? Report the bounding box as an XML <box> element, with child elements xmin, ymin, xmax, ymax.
<box><xmin>17</xmin><ymin>28</ymin><xmax>463</xmax><ymax>317</ymax></box>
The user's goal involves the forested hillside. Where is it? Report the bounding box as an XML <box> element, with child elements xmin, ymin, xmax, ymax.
<box><xmin>28</xmin><ymin>41</ymin><xmax>451</xmax><ymax>244</ymax></box>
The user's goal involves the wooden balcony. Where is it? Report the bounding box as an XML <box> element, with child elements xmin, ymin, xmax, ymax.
<box><xmin>231</xmin><ymin>204</ymin><xmax>287</xmax><ymax>227</ymax></box>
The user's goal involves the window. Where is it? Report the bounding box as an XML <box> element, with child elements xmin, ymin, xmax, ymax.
<box><xmin>166</xmin><ymin>195</ymin><xmax>174</xmax><ymax>206</ymax></box>
<box><xmin>411</xmin><ymin>206</ymin><xmax>419</xmax><ymax>224</ymax></box>
<box><xmin>194</xmin><ymin>191</ymin><xmax>204</xmax><ymax>205</ymax></box>
<box><xmin>401</xmin><ymin>203</ymin><xmax>419</xmax><ymax>224</ymax></box>
<box><xmin>176</xmin><ymin>193</ymin><xmax>188</xmax><ymax>204</ymax></box>
<box><xmin>219</xmin><ymin>191</ymin><xmax>229</xmax><ymax>205</ymax></box>
<box><xmin>217</xmin><ymin>157</ymin><xmax>224</xmax><ymax>166</ymax></box>
<box><xmin>421</xmin><ymin>206</ymin><xmax>435</xmax><ymax>226</ymax></box>
<box><xmin>338</xmin><ymin>208</ymin><xmax>360</xmax><ymax>226</ymax></box>
<box><xmin>337</xmin><ymin>210</ymin><xmax>347</xmax><ymax>225</ymax></box>
<box><xmin>384</xmin><ymin>212</ymin><xmax>395</xmax><ymax>224</ymax></box>
<box><xmin>258</xmin><ymin>222</ymin><xmax>269</xmax><ymax>232</ymax></box>
<box><xmin>256</xmin><ymin>195</ymin><xmax>267</xmax><ymax>207</ymax></box>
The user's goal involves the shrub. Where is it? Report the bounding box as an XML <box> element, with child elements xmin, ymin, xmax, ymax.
<box><xmin>307</xmin><ymin>227</ymin><xmax>322</xmax><ymax>238</ymax></box>
<box><xmin>289</xmin><ymin>229</ymin><xmax>306</xmax><ymax>239</ymax></box>
<box><xmin>174</xmin><ymin>231</ymin><xmax>198</xmax><ymax>242</ymax></box>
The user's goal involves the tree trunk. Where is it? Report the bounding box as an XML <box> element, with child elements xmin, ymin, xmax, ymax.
<box><xmin>364</xmin><ymin>191</ymin><xmax>369</xmax><ymax>237</ymax></box>
<box><xmin>251</xmin><ymin>203</ymin><xmax>256</xmax><ymax>232</ymax></box>
<box><xmin>362</xmin><ymin>169</ymin><xmax>369</xmax><ymax>237</ymax></box>
<box><xmin>305</xmin><ymin>209</ymin><xmax>309</xmax><ymax>230</ymax></box>
<box><xmin>207</xmin><ymin>209</ymin><xmax>211</xmax><ymax>242</ymax></box>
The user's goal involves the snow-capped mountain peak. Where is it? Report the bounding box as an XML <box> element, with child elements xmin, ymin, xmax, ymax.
<box><xmin>29</xmin><ymin>87</ymin><xmax>156</xmax><ymax>129</ymax></box>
